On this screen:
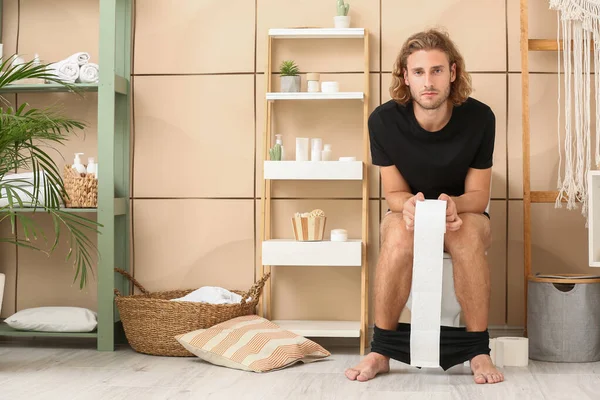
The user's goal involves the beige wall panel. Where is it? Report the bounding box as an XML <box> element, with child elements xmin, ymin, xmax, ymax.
<box><xmin>381</xmin><ymin>0</ymin><xmax>506</xmax><ymax>73</ymax></box>
<box><xmin>133</xmin><ymin>75</ymin><xmax>255</xmax><ymax>198</ymax></box>
<box><xmin>18</xmin><ymin>0</ymin><xmax>99</xmax><ymax>65</ymax></box>
<box><xmin>2</xmin><ymin>0</ymin><xmax>18</xmax><ymax>59</ymax></box>
<box><xmin>0</xmin><ymin>222</ymin><xmax>17</xmax><ymax>318</ymax></box>
<box><xmin>16</xmin><ymin>92</ymin><xmax>98</xmax><ymax>175</ymax></box>
<box><xmin>380</xmin><ymin>73</ymin><xmax>507</xmax><ymax>199</ymax></box>
<box><xmin>255</xmin><ymin>73</ymin><xmax>380</xmax><ymax>199</ymax></box>
<box><xmin>256</xmin><ymin>0</ymin><xmax>380</xmax><ymax>73</ymax></box>
<box><xmin>507</xmin><ymin>200</ymin><xmax>525</xmax><ymax>326</ymax></box>
<box><xmin>133</xmin><ymin>199</ymin><xmax>254</xmax><ymax>293</ymax></box>
<box><xmin>256</xmin><ymin>199</ymin><xmax>377</xmax><ymax>321</ymax></box>
<box><xmin>507</xmin><ymin>0</ymin><xmax>560</xmax><ymax>73</ymax></box>
<box><xmin>507</xmin><ymin>74</ymin><xmax>596</xmax><ymax>198</ymax></box>
<box><xmin>380</xmin><ymin>199</ymin><xmax>506</xmax><ymax>326</ymax></box>
<box><xmin>508</xmin><ymin>201</ymin><xmax>594</xmax><ymax>326</ymax></box>
<box><xmin>134</xmin><ymin>0</ymin><xmax>254</xmax><ymax>74</ymax></box>
<box><xmin>16</xmin><ymin>212</ymin><xmax>98</xmax><ymax>312</ymax></box>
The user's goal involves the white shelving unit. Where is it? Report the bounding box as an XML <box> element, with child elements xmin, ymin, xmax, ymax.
<box><xmin>266</xmin><ymin>92</ymin><xmax>364</xmax><ymax>100</ymax></box>
<box><xmin>268</xmin><ymin>28</ymin><xmax>365</xmax><ymax>39</ymax></box>
<box><xmin>263</xmin><ymin>160</ymin><xmax>363</xmax><ymax>180</ymax></box>
<box><xmin>262</xmin><ymin>239</ymin><xmax>362</xmax><ymax>266</ymax></box>
<box><xmin>272</xmin><ymin>320</ymin><xmax>361</xmax><ymax>338</ymax></box>
<box><xmin>588</xmin><ymin>171</ymin><xmax>600</xmax><ymax>267</ymax></box>
<box><xmin>259</xmin><ymin>27</ymin><xmax>370</xmax><ymax>355</ymax></box>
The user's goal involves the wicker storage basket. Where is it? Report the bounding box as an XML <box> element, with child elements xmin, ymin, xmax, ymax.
<box><xmin>291</xmin><ymin>215</ymin><xmax>327</xmax><ymax>241</ymax></box>
<box><xmin>113</xmin><ymin>268</ymin><xmax>270</xmax><ymax>357</ymax></box>
<box><xmin>63</xmin><ymin>165</ymin><xmax>97</xmax><ymax>208</ymax></box>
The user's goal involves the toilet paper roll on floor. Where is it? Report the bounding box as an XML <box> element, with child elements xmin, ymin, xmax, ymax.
<box><xmin>410</xmin><ymin>199</ymin><xmax>447</xmax><ymax>368</ymax></box>
<box><xmin>490</xmin><ymin>337</ymin><xmax>529</xmax><ymax>367</ymax></box>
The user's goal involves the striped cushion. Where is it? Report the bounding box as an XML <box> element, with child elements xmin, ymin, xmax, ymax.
<box><xmin>175</xmin><ymin>315</ymin><xmax>331</xmax><ymax>372</ymax></box>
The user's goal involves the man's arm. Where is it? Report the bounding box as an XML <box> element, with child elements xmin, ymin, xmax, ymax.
<box><xmin>451</xmin><ymin>167</ymin><xmax>492</xmax><ymax>214</ymax></box>
<box><xmin>381</xmin><ymin>165</ymin><xmax>415</xmax><ymax>213</ymax></box>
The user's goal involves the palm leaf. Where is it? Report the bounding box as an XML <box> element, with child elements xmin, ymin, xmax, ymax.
<box><xmin>0</xmin><ymin>54</ymin><xmax>102</xmax><ymax>288</ymax></box>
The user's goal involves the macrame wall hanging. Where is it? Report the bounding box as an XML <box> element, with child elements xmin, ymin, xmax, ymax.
<box><xmin>550</xmin><ymin>0</ymin><xmax>600</xmax><ymax>222</ymax></box>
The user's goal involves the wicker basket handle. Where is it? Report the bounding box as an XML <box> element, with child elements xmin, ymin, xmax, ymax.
<box><xmin>114</xmin><ymin>268</ymin><xmax>149</xmax><ymax>295</ymax></box>
<box><xmin>241</xmin><ymin>272</ymin><xmax>271</xmax><ymax>304</ymax></box>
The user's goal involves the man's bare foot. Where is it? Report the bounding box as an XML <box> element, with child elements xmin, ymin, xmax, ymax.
<box><xmin>345</xmin><ymin>352</ymin><xmax>390</xmax><ymax>382</ymax></box>
<box><xmin>470</xmin><ymin>354</ymin><xmax>504</xmax><ymax>384</ymax></box>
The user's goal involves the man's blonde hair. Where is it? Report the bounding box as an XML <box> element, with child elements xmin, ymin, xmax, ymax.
<box><xmin>390</xmin><ymin>29</ymin><xmax>472</xmax><ymax>106</ymax></box>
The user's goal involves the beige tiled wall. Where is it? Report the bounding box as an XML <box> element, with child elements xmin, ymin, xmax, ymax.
<box><xmin>1</xmin><ymin>0</ymin><xmax>598</xmax><ymax>331</ymax></box>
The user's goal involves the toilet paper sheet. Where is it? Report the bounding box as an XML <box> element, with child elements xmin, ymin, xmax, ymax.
<box><xmin>410</xmin><ymin>199</ymin><xmax>447</xmax><ymax>368</ymax></box>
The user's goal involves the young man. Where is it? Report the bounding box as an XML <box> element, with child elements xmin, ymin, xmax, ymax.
<box><xmin>345</xmin><ymin>29</ymin><xmax>504</xmax><ymax>384</ymax></box>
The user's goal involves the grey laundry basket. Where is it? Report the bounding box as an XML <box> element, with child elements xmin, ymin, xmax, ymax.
<box><xmin>527</xmin><ymin>274</ymin><xmax>600</xmax><ymax>362</ymax></box>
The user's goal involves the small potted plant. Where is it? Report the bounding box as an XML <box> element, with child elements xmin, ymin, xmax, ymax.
<box><xmin>334</xmin><ymin>0</ymin><xmax>350</xmax><ymax>29</ymax></box>
<box><xmin>279</xmin><ymin>60</ymin><xmax>300</xmax><ymax>92</ymax></box>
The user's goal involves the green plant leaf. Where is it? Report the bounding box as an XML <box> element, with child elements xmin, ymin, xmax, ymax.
<box><xmin>0</xmin><ymin>54</ymin><xmax>101</xmax><ymax>288</ymax></box>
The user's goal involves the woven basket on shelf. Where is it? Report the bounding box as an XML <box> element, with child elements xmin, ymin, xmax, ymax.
<box><xmin>63</xmin><ymin>165</ymin><xmax>97</xmax><ymax>208</ymax></box>
<box><xmin>113</xmin><ymin>268</ymin><xmax>271</xmax><ymax>357</ymax></box>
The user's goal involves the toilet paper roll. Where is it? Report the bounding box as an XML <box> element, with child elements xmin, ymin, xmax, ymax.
<box><xmin>410</xmin><ymin>199</ymin><xmax>447</xmax><ymax>368</ymax></box>
<box><xmin>495</xmin><ymin>337</ymin><xmax>529</xmax><ymax>367</ymax></box>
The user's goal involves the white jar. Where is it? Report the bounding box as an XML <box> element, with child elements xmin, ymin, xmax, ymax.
<box><xmin>331</xmin><ymin>229</ymin><xmax>348</xmax><ymax>242</ymax></box>
<box><xmin>307</xmin><ymin>73</ymin><xmax>320</xmax><ymax>93</ymax></box>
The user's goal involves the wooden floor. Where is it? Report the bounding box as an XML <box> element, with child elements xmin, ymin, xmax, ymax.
<box><xmin>1</xmin><ymin>337</ymin><xmax>599</xmax><ymax>399</ymax></box>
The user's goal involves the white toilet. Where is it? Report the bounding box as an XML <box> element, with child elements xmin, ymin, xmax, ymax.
<box><xmin>405</xmin><ymin>252</ymin><xmax>462</xmax><ymax>327</ymax></box>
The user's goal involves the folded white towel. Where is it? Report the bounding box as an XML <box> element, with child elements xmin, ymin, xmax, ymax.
<box><xmin>170</xmin><ymin>286</ymin><xmax>252</xmax><ymax>304</ymax></box>
<box><xmin>77</xmin><ymin>63</ymin><xmax>99</xmax><ymax>83</ymax></box>
<box><xmin>67</xmin><ymin>52</ymin><xmax>91</xmax><ymax>66</ymax></box>
<box><xmin>46</xmin><ymin>59</ymin><xmax>79</xmax><ymax>83</ymax></box>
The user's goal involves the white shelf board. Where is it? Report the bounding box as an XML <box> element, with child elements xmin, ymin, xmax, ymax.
<box><xmin>264</xmin><ymin>161</ymin><xmax>363</xmax><ymax>180</ymax></box>
<box><xmin>272</xmin><ymin>320</ymin><xmax>361</xmax><ymax>338</ymax></box>
<box><xmin>262</xmin><ymin>239</ymin><xmax>362</xmax><ymax>266</ymax></box>
<box><xmin>588</xmin><ymin>170</ymin><xmax>600</xmax><ymax>266</ymax></box>
<box><xmin>268</xmin><ymin>28</ymin><xmax>365</xmax><ymax>39</ymax></box>
<box><xmin>266</xmin><ymin>92</ymin><xmax>364</xmax><ymax>101</ymax></box>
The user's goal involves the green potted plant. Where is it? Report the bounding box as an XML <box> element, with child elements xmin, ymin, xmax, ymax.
<box><xmin>0</xmin><ymin>54</ymin><xmax>101</xmax><ymax>289</ymax></box>
<box><xmin>279</xmin><ymin>60</ymin><xmax>300</xmax><ymax>93</ymax></box>
<box><xmin>334</xmin><ymin>0</ymin><xmax>351</xmax><ymax>28</ymax></box>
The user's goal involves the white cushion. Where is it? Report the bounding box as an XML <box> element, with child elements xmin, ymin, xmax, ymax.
<box><xmin>5</xmin><ymin>306</ymin><xmax>97</xmax><ymax>332</ymax></box>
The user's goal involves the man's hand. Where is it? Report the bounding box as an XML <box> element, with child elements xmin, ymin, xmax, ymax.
<box><xmin>402</xmin><ymin>192</ymin><xmax>425</xmax><ymax>231</ymax></box>
<box><xmin>438</xmin><ymin>193</ymin><xmax>462</xmax><ymax>231</ymax></box>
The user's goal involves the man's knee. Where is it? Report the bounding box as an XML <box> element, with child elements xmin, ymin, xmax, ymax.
<box><xmin>445</xmin><ymin>213</ymin><xmax>490</xmax><ymax>256</ymax></box>
<box><xmin>380</xmin><ymin>212</ymin><xmax>413</xmax><ymax>260</ymax></box>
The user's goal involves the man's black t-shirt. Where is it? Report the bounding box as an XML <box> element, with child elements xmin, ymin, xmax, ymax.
<box><xmin>369</xmin><ymin>97</ymin><xmax>495</xmax><ymax>199</ymax></box>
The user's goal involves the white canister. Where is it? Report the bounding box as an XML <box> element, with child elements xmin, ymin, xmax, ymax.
<box><xmin>321</xmin><ymin>144</ymin><xmax>332</xmax><ymax>161</ymax></box>
<box><xmin>321</xmin><ymin>81</ymin><xmax>339</xmax><ymax>93</ymax></box>
<box><xmin>307</xmin><ymin>72</ymin><xmax>320</xmax><ymax>93</ymax></box>
<box><xmin>296</xmin><ymin>137</ymin><xmax>309</xmax><ymax>161</ymax></box>
<box><xmin>331</xmin><ymin>229</ymin><xmax>348</xmax><ymax>242</ymax></box>
<box><xmin>311</xmin><ymin>138</ymin><xmax>323</xmax><ymax>161</ymax></box>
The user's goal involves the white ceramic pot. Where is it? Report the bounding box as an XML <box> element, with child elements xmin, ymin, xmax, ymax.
<box><xmin>281</xmin><ymin>75</ymin><xmax>300</xmax><ymax>92</ymax></box>
<box><xmin>334</xmin><ymin>15</ymin><xmax>351</xmax><ymax>29</ymax></box>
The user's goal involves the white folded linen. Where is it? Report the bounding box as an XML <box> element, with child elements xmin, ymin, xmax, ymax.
<box><xmin>77</xmin><ymin>63</ymin><xmax>99</xmax><ymax>83</ymax></box>
<box><xmin>170</xmin><ymin>286</ymin><xmax>252</xmax><ymax>304</ymax></box>
<box><xmin>67</xmin><ymin>52</ymin><xmax>91</xmax><ymax>66</ymax></box>
<box><xmin>46</xmin><ymin>59</ymin><xmax>79</xmax><ymax>83</ymax></box>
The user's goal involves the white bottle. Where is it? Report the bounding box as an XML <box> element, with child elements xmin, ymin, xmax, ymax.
<box><xmin>72</xmin><ymin>153</ymin><xmax>86</xmax><ymax>174</ymax></box>
<box><xmin>322</xmin><ymin>144</ymin><xmax>332</xmax><ymax>161</ymax></box>
<box><xmin>275</xmin><ymin>134</ymin><xmax>285</xmax><ymax>161</ymax></box>
<box><xmin>87</xmin><ymin>157</ymin><xmax>96</xmax><ymax>175</ymax></box>
<box><xmin>311</xmin><ymin>138</ymin><xmax>323</xmax><ymax>161</ymax></box>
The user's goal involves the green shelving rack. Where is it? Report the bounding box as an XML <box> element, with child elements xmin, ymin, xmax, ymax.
<box><xmin>0</xmin><ymin>0</ymin><xmax>132</xmax><ymax>352</ymax></box>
